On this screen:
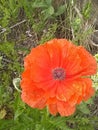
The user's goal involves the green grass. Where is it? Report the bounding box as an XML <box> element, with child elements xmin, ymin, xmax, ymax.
<box><xmin>0</xmin><ymin>0</ymin><xmax>98</xmax><ymax>130</ymax></box>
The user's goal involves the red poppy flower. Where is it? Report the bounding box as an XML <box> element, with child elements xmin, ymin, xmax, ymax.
<box><xmin>21</xmin><ymin>39</ymin><xmax>97</xmax><ymax>116</ymax></box>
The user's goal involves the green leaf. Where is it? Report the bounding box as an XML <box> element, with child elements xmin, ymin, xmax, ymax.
<box><xmin>78</xmin><ymin>102</ymin><xmax>90</xmax><ymax>114</ymax></box>
<box><xmin>82</xmin><ymin>2</ymin><xmax>91</xmax><ymax>19</ymax></box>
<box><xmin>47</xmin><ymin>6</ymin><xmax>54</xmax><ymax>15</ymax></box>
<box><xmin>42</xmin><ymin>6</ymin><xmax>54</xmax><ymax>20</ymax></box>
<box><xmin>85</xmin><ymin>98</ymin><xmax>94</xmax><ymax>105</ymax></box>
<box><xmin>56</xmin><ymin>5</ymin><xmax>66</xmax><ymax>16</ymax></box>
<box><xmin>32</xmin><ymin>2</ymin><xmax>47</xmax><ymax>8</ymax></box>
<box><xmin>0</xmin><ymin>109</ymin><xmax>6</xmax><ymax>119</ymax></box>
<box><xmin>9</xmin><ymin>0</ymin><xmax>15</xmax><ymax>11</ymax></box>
<box><xmin>45</xmin><ymin>0</ymin><xmax>52</xmax><ymax>5</ymax></box>
<box><xmin>0</xmin><ymin>119</ymin><xmax>15</xmax><ymax>130</ymax></box>
<box><xmin>14</xmin><ymin>108</ymin><xmax>24</xmax><ymax>120</ymax></box>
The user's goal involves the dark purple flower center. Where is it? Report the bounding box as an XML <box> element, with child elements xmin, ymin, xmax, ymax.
<box><xmin>52</xmin><ymin>68</ymin><xmax>65</xmax><ymax>80</ymax></box>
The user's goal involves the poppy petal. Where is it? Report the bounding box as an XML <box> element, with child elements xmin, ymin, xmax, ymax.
<box><xmin>48</xmin><ymin>104</ymin><xmax>58</xmax><ymax>115</ymax></box>
<box><xmin>46</xmin><ymin>39</ymin><xmax>62</xmax><ymax>68</ymax></box>
<box><xmin>56</xmin><ymin>81</ymin><xmax>74</xmax><ymax>101</ymax></box>
<box><xmin>57</xmin><ymin>101</ymin><xmax>76</xmax><ymax>116</ymax></box>
<box><xmin>67</xmin><ymin>78</ymin><xmax>94</xmax><ymax>105</ymax></box>
<box><xmin>77</xmin><ymin>46</ymin><xmax>97</xmax><ymax>76</ymax></box>
<box><xmin>21</xmin><ymin>89</ymin><xmax>46</xmax><ymax>109</ymax></box>
<box><xmin>24</xmin><ymin>45</ymin><xmax>52</xmax><ymax>82</ymax></box>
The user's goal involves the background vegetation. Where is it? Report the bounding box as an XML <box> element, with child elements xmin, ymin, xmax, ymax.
<box><xmin>0</xmin><ymin>0</ymin><xmax>98</xmax><ymax>130</ymax></box>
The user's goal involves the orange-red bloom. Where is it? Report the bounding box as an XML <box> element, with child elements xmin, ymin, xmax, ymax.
<box><xmin>21</xmin><ymin>39</ymin><xmax>97</xmax><ymax>116</ymax></box>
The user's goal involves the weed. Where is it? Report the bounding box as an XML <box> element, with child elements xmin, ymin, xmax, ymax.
<box><xmin>0</xmin><ymin>0</ymin><xmax>98</xmax><ymax>130</ymax></box>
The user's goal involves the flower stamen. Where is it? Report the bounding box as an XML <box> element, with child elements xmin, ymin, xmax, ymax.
<box><xmin>52</xmin><ymin>68</ymin><xmax>65</xmax><ymax>80</ymax></box>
